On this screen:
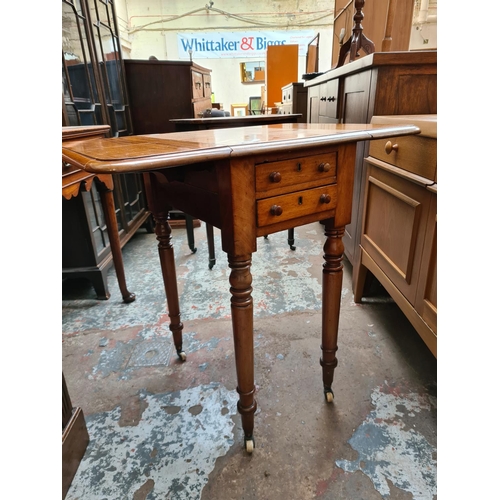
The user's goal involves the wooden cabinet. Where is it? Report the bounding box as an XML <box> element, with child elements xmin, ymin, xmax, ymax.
<box><xmin>124</xmin><ymin>59</ymin><xmax>213</xmax><ymax>134</ymax></box>
<box><xmin>353</xmin><ymin>115</ymin><xmax>437</xmax><ymax>357</ymax></box>
<box><xmin>263</xmin><ymin>45</ymin><xmax>299</xmax><ymax>109</ymax></box>
<box><xmin>304</xmin><ymin>51</ymin><xmax>437</xmax><ymax>284</ymax></box>
<box><xmin>278</xmin><ymin>82</ymin><xmax>307</xmax><ymax>122</ymax></box>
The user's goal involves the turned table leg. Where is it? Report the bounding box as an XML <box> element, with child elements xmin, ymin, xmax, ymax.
<box><xmin>154</xmin><ymin>211</ymin><xmax>186</xmax><ymax>361</ymax></box>
<box><xmin>100</xmin><ymin>188</ymin><xmax>135</xmax><ymax>303</ymax></box>
<box><xmin>320</xmin><ymin>222</ymin><xmax>345</xmax><ymax>403</ymax></box>
<box><xmin>228</xmin><ymin>254</ymin><xmax>257</xmax><ymax>453</ymax></box>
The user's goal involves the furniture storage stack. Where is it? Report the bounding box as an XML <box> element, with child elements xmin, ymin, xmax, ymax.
<box><xmin>304</xmin><ymin>50</ymin><xmax>437</xmax><ymax>286</ymax></box>
<box><xmin>353</xmin><ymin>115</ymin><xmax>437</xmax><ymax>357</ymax></box>
<box><xmin>124</xmin><ymin>59</ymin><xmax>213</xmax><ymax>134</ymax></box>
<box><xmin>278</xmin><ymin>82</ymin><xmax>308</xmax><ymax>122</ymax></box>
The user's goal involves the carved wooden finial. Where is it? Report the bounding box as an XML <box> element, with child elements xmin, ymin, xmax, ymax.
<box><xmin>335</xmin><ymin>0</ymin><xmax>375</xmax><ymax>69</ymax></box>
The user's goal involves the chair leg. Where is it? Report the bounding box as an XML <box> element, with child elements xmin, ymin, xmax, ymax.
<box><xmin>287</xmin><ymin>228</ymin><xmax>296</xmax><ymax>251</ymax></box>
<box><xmin>184</xmin><ymin>213</ymin><xmax>197</xmax><ymax>253</ymax></box>
<box><xmin>206</xmin><ymin>223</ymin><xmax>216</xmax><ymax>269</ymax></box>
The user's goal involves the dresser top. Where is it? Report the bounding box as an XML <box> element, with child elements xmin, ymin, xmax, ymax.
<box><xmin>371</xmin><ymin>115</ymin><xmax>436</xmax><ymax>139</ymax></box>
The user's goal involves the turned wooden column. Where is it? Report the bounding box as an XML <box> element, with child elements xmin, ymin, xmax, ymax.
<box><xmin>320</xmin><ymin>221</ymin><xmax>345</xmax><ymax>402</ymax></box>
<box><xmin>228</xmin><ymin>254</ymin><xmax>257</xmax><ymax>452</ymax></box>
<box><xmin>154</xmin><ymin>210</ymin><xmax>186</xmax><ymax>361</ymax></box>
<box><xmin>97</xmin><ymin>182</ymin><xmax>136</xmax><ymax>303</ymax></box>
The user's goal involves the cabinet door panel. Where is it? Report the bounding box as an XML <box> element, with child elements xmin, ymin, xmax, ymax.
<box><xmin>360</xmin><ymin>160</ymin><xmax>431</xmax><ymax>304</ymax></box>
<box><xmin>415</xmin><ymin>192</ymin><xmax>437</xmax><ymax>333</ymax></box>
<box><xmin>192</xmin><ymin>71</ymin><xmax>204</xmax><ymax>99</ymax></box>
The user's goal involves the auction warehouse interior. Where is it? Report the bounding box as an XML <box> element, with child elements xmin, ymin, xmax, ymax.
<box><xmin>61</xmin><ymin>1</ymin><xmax>439</xmax><ymax>498</ymax></box>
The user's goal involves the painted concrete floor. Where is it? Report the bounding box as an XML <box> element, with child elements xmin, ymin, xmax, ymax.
<box><xmin>62</xmin><ymin>222</ymin><xmax>437</xmax><ymax>500</ymax></box>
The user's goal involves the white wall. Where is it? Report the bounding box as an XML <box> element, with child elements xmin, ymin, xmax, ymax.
<box><xmin>117</xmin><ymin>0</ymin><xmax>335</xmax><ymax>111</ymax></box>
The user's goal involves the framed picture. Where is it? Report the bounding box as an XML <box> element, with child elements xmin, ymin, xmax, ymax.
<box><xmin>231</xmin><ymin>104</ymin><xmax>248</xmax><ymax>117</ymax></box>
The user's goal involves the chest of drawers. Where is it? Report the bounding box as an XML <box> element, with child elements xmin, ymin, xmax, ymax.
<box><xmin>278</xmin><ymin>82</ymin><xmax>307</xmax><ymax>122</ymax></box>
<box><xmin>353</xmin><ymin>115</ymin><xmax>437</xmax><ymax>356</ymax></box>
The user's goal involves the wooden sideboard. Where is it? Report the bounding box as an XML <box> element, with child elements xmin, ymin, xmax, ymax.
<box><xmin>353</xmin><ymin>115</ymin><xmax>437</xmax><ymax>357</ymax></box>
<box><xmin>304</xmin><ymin>51</ymin><xmax>437</xmax><ymax>287</ymax></box>
<box><xmin>124</xmin><ymin>59</ymin><xmax>213</xmax><ymax>134</ymax></box>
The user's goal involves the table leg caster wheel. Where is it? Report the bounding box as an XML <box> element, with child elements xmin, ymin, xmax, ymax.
<box><xmin>244</xmin><ymin>437</ymin><xmax>254</xmax><ymax>454</ymax></box>
<box><xmin>324</xmin><ymin>390</ymin><xmax>334</xmax><ymax>403</ymax></box>
<box><xmin>177</xmin><ymin>350</ymin><xmax>187</xmax><ymax>361</ymax></box>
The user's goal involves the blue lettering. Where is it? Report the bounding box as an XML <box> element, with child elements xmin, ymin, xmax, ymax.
<box><xmin>180</xmin><ymin>38</ymin><xmax>194</xmax><ymax>51</ymax></box>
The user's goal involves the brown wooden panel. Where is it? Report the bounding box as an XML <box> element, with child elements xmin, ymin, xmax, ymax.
<box><xmin>192</xmin><ymin>70</ymin><xmax>204</xmax><ymax>99</ymax></box>
<box><xmin>416</xmin><ymin>193</ymin><xmax>437</xmax><ymax>334</ymax></box>
<box><xmin>369</xmin><ymin>134</ymin><xmax>437</xmax><ymax>182</ymax></box>
<box><xmin>255</xmin><ymin>152</ymin><xmax>337</xmax><ymax>197</ymax></box>
<box><xmin>374</xmin><ymin>68</ymin><xmax>438</xmax><ymax>116</ymax></box>
<box><xmin>62</xmin><ymin>407</ymin><xmax>89</xmax><ymax>499</ymax></box>
<box><xmin>203</xmin><ymin>73</ymin><xmax>212</xmax><ymax>97</ymax></box>
<box><xmin>257</xmin><ymin>185</ymin><xmax>337</xmax><ymax>227</ymax></box>
<box><xmin>360</xmin><ymin>161</ymin><xmax>431</xmax><ymax>304</ymax></box>
<box><xmin>193</xmin><ymin>98</ymin><xmax>212</xmax><ymax>118</ymax></box>
<box><xmin>265</xmin><ymin>45</ymin><xmax>299</xmax><ymax>107</ymax></box>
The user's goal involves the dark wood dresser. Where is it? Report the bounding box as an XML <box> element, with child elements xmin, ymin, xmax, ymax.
<box><xmin>304</xmin><ymin>51</ymin><xmax>437</xmax><ymax>286</ymax></box>
<box><xmin>124</xmin><ymin>59</ymin><xmax>213</xmax><ymax>134</ymax></box>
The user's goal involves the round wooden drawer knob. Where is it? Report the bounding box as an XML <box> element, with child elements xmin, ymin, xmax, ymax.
<box><xmin>320</xmin><ymin>194</ymin><xmax>331</xmax><ymax>204</ymax></box>
<box><xmin>270</xmin><ymin>205</ymin><xmax>283</xmax><ymax>216</ymax></box>
<box><xmin>269</xmin><ymin>171</ymin><xmax>282</xmax><ymax>183</ymax></box>
<box><xmin>384</xmin><ymin>141</ymin><xmax>399</xmax><ymax>154</ymax></box>
<box><xmin>318</xmin><ymin>162</ymin><xmax>331</xmax><ymax>172</ymax></box>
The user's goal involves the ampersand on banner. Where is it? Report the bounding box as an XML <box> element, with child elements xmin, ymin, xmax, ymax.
<box><xmin>240</xmin><ymin>37</ymin><xmax>254</xmax><ymax>50</ymax></box>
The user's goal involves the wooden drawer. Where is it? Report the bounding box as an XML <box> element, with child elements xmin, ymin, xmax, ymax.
<box><xmin>192</xmin><ymin>70</ymin><xmax>204</xmax><ymax>99</ymax></box>
<box><xmin>255</xmin><ymin>152</ymin><xmax>337</xmax><ymax>197</ymax></box>
<box><xmin>193</xmin><ymin>98</ymin><xmax>211</xmax><ymax>117</ymax></box>
<box><xmin>257</xmin><ymin>184</ymin><xmax>337</xmax><ymax>227</ymax></box>
<box><xmin>203</xmin><ymin>73</ymin><xmax>212</xmax><ymax>98</ymax></box>
<box><xmin>369</xmin><ymin>134</ymin><xmax>437</xmax><ymax>182</ymax></box>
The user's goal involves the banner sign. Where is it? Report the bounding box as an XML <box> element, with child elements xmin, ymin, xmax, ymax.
<box><xmin>177</xmin><ymin>30</ymin><xmax>315</xmax><ymax>59</ymax></box>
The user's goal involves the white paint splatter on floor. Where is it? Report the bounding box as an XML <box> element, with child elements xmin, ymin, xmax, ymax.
<box><xmin>66</xmin><ymin>383</ymin><xmax>239</xmax><ymax>500</ymax></box>
<box><xmin>336</xmin><ymin>383</ymin><xmax>437</xmax><ymax>499</ymax></box>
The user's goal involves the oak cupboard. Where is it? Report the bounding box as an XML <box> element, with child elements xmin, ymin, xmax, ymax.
<box><xmin>304</xmin><ymin>51</ymin><xmax>437</xmax><ymax>287</ymax></box>
<box><xmin>353</xmin><ymin>115</ymin><xmax>437</xmax><ymax>357</ymax></box>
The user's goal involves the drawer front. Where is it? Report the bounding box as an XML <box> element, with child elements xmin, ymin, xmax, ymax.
<box><xmin>193</xmin><ymin>98</ymin><xmax>211</xmax><ymax>117</ymax></box>
<box><xmin>278</xmin><ymin>103</ymin><xmax>293</xmax><ymax>115</ymax></box>
<box><xmin>255</xmin><ymin>153</ymin><xmax>337</xmax><ymax>197</ymax></box>
<box><xmin>192</xmin><ymin>71</ymin><xmax>204</xmax><ymax>99</ymax></box>
<box><xmin>257</xmin><ymin>185</ymin><xmax>337</xmax><ymax>227</ymax></box>
<box><xmin>203</xmin><ymin>74</ymin><xmax>212</xmax><ymax>98</ymax></box>
<box><xmin>369</xmin><ymin>135</ymin><xmax>437</xmax><ymax>181</ymax></box>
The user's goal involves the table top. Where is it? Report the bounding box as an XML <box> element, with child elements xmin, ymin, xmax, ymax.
<box><xmin>169</xmin><ymin>114</ymin><xmax>302</xmax><ymax>125</ymax></box>
<box><xmin>62</xmin><ymin>123</ymin><xmax>420</xmax><ymax>175</ymax></box>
